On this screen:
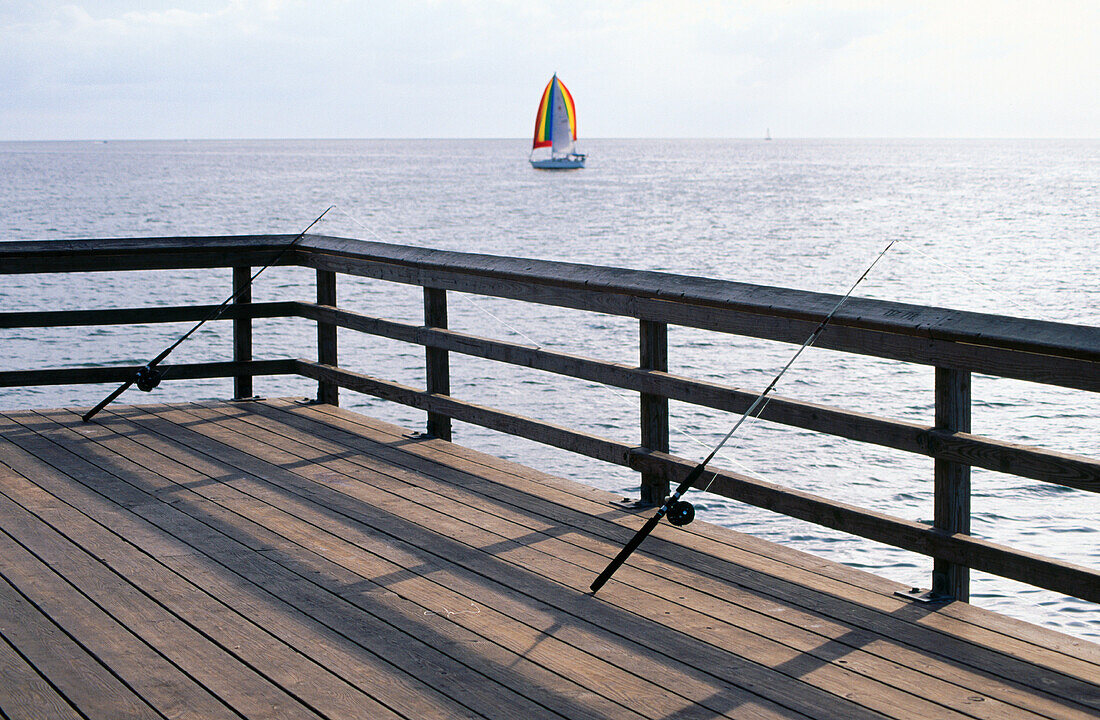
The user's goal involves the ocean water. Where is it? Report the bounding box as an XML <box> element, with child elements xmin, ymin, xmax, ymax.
<box><xmin>1</xmin><ymin>138</ymin><xmax>1097</xmax><ymax>640</ymax></box>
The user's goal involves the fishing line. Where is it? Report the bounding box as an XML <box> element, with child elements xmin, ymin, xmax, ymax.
<box><xmin>898</xmin><ymin>242</ymin><xmax>1036</xmax><ymax>316</ymax></box>
<box><xmin>81</xmin><ymin>206</ymin><xmax>334</xmax><ymax>423</ymax></box>
<box><xmin>690</xmin><ymin>237</ymin><xmax>1015</xmax><ymax>494</ymax></box>
<box><xmin>334</xmin><ymin>205</ymin><xmax>895</xmax><ymax>502</ymax></box>
<box><xmin>689</xmin><ymin>237</ymin><xmax>1040</xmax><ymax>492</ymax></box>
<box><xmin>590</xmin><ymin>238</ymin><xmax>897</xmax><ymax>594</ymax></box>
<box><xmin>331</xmin><ymin>204</ymin><xmax>547</xmax><ymax>349</ymax></box>
<box><xmin>691</xmin><ymin>240</ymin><xmax>896</xmax><ymax>492</ymax></box>
<box><xmin>335</xmin><ymin>204</ymin><xmax>854</xmax><ymax>491</ymax></box>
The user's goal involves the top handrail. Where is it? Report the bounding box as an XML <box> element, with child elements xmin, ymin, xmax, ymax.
<box><xmin>3</xmin><ymin>235</ymin><xmax>1098</xmax><ymax>390</ymax></box>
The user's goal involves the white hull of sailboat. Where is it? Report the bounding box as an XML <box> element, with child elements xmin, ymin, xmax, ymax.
<box><xmin>530</xmin><ymin>154</ymin><xmax>586</xmax><ymax>169</ymax></box>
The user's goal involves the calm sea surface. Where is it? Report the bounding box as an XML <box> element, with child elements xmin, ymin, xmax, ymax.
<box><xmin>1</xmin><ymin>138</ymin><xmax>1097</xmax><ymax>639</ymax></box>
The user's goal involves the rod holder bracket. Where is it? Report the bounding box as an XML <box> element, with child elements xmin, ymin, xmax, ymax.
<box><xmin>894</xmin><ymin>587</ymin><xmax>952</xmax><ymax>604</ymax></box>
<box><xmin>612</xmin><ymin>498</ymin><xmax>657</xmax><ymax>511</ymax></box>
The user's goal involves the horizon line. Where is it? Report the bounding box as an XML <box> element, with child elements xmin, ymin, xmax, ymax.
<box><xmin>2</xmin><ymin>136</ymin><xmax>1097</xmax><ymax>143</ymax></box>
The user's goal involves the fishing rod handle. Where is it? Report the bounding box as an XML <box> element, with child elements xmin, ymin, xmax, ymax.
<box><xmin>590</xmin><ymin>459</ymin><xmax>710</xmax><ymax>593</ymax></box>
<box><xmin>590</xmin><ymin>511</ymin><xmax>664</xmax><ymax>594</ymax></box>
<box><xmin>82</xmin><ymin>379</ymin><xmax>133</xmax><ymax>422</ymax></box>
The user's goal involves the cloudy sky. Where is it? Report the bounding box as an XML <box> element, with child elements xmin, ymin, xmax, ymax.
<box><xmin>1</xmin><ymin>0</ymin><xmax>1096</xmax><ymax>140</ymax></box>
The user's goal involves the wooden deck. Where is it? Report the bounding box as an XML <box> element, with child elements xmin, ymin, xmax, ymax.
<box><xmin>0</xmin><ymin>400</ymin><xmax>1096</xmax><ymax>720</ymax></box>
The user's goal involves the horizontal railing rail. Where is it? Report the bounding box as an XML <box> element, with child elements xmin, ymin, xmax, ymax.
<box><xmin>2</xmin><ymin>235</ymin><xmax>1097</xmax><ymax>604</ymax></box>
<box><xmin>0</xmin><ymin>302</ymin><xmax>300</xmax><ymax>329</ymax></box>
<box><xmin>0</xmin><ymin>360</ymin><xmax>297</xmax><ymax>388</ymax></box>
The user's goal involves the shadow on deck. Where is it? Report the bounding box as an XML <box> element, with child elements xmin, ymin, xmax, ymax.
<box><xmin>0</xmin><ymin>399</ymin><xmax>1096</xmax><ymax>720</ymax></box>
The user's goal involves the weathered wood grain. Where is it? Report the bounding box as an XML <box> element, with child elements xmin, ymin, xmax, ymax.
<box><xmin>0</xmin><ymin>496</ymin><xmax>243</xmax><ymax>720</ymax></box>
<box><xmin>0</xmin><ymin>413</ymin><xmax>469</xmax><ymax>720</ymax></box>
<box><xmin>315</xmin><ymin>268</ymin><xmax>339</xmax><ymax>405</ymax></box>
<box><xmin>23</xmin><ymin>407</ymin><xmax>610</xmax><ymax>720</ymax></box>
<box><xmin>0</xmin><ymin>632</ymin><xmax>83</xmax><ymax>720</ymax></box>
<box><xmin>285</xmin><ymin>400</ymin><xmax>1100</xmax><ymax>709</ymax></box>
<box><xmin>1</xmin><ymin>400</ymin><xmax>1096</xmax><ymax>720</ymax></box>
<box><xmin>0</xmin><ymin>301</ymin><xmax>297</xmax><ymax>328</ymax></box>
<box><xmin>236</xmin><ymin>399</ymin><xmax>1097</xmax><ymax>720</ymax></box>
<box><xmin>232</xmin><ymin>266</ymin><xmax>254</xmax><ymax>399</ymax></box>
<box><xmin>136</xmin><ymin>402</ymin><xmax>891</xmax><ymax>720</ymax></box>
<box><xmin>186</xmin><ymin>399</ymin><xmax>1100</xmax><ymax>719</ymax></box>
<box><xmin>0</xmin><ymin>547</ymin><xmax>160</xmax><ymax>720</ymax></box>
<box><xmin>0</xmin><ymin>359</ymin><xmax>297</xmax><ymax>388</ymax></box>
<box><xmin>0</xmin><ymin>417</ymin><xmax>386</xmax><ymax>720</ymax></box>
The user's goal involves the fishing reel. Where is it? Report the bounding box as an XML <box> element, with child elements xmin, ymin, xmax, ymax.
<box><xmin>135</xmin><ymin>364</ymin><xmax>162</xmax><ymax>392</ymax></box>
<box><xmin>665</xmin><ymin>498</ymin><xmax>695</xmax><ymax>527</ymax></box>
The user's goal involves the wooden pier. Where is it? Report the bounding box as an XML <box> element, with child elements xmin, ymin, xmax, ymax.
<box><xmin>1</xmin><ymin>234</ymin><xmax>1097</xmax><ymax>717</ymax></box>
<box><xmin>1</xmin><ymin>399</ymin><xmax>1097</xmax><ymax>720</ymax></box>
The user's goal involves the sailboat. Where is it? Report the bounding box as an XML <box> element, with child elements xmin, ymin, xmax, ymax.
<box><xmin>529</xmin><ymin>74</ymin><xmax>586</xmax><ymax>169</ymax></box>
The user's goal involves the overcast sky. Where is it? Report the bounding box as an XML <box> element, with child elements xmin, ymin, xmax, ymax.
<box><xmin>1</xmin><ymin>0</ymin><xmax>1096</xmax><ymax>140</ymax></box>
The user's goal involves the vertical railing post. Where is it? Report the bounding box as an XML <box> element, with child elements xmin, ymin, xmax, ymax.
<box><xmin>933</xmin><ymin>367</ymin><xmax>971</xmax><ymax>601</ymax></box>
<box><xmin>232</xmin><ymin>266</ymin><xmax>253</xmax><ymax>399</ymax></box>
<box><xmin>316</xmin><ymin>269</ymin><xmax>339</xmax><ymax>406</ymax></box>
<box><xmin>639</xmin><ymin>319</ymin><xmax>670</xmax><ymax>505</ymax></box>
<box><xmin>424</xmin><ymin>287</ymin><xmax>451</xmax><ymax>441</ymax></box>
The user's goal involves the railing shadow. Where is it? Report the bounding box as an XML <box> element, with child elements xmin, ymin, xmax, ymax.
<box><xmin>2</xmin><ymin>403</ymin><xmax>1097</xmax><ymax>720</ymax></box>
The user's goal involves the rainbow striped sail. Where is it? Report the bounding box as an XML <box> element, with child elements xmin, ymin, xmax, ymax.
<box><xmin>530</xmin><ymin>74</ymin><xmax>585</xmax><ymax>168</ymax></box>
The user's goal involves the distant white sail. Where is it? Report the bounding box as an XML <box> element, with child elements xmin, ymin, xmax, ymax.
<box><xmin>550</xmin><ymin>80</ymin><xmax>575</xmax><ymax>156</ymax></box>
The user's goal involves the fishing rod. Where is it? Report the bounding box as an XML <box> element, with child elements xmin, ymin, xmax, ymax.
<box><xmin>81</xmin><ymin>206</ymin><xmax>334</xmax><ymax>423</ymax></box>
<box><xmin>590</xmin><ymin>239</ymin><xmax>897</xmax><ymax>594</ymax></box>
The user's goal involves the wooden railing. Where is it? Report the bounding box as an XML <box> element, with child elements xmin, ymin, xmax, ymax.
<box><xmin>2</xmin><ymin>235</ymin><xmax>1098</xmax><ymax>604</ymax></box>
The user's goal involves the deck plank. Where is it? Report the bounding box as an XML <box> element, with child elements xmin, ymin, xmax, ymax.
<box><xmin>211</xmin><ymin>398</ymin><xmax>1100</xmax><ymax>720</ymax></box>
<box><xmin>91</xmin><ymin>403</ymin><xmax>797</xmax><ymax>720</ymax></box>
<box><xmin>0</xmin><ymin>414</ymin><xmax>379</xmax><ymax>720</ymax></box>
<box><xmin>266</xmin><ymin>399</ymin><xmax>1100</xmax><ymax>714</ymax></box>
<box><xmin>1</xmin><ymin>411</ymin><xmax>526</xmax><ymax>720</ymax></box>
<box><xmin>0</xmin><ymin>494</ymin><xmax>241</xmax><ymax>720</ymax></box>
<box><xmin>137</xmin><ymin>400</ymin><xmax>891</xmax><ymax>720</ymax></box>
<box><xmin>0</xmin><ymin>399</ymin><xmax>1095</xmax><ymax>720</ymax></box>
<box><xmin>123</xmin><ymin>399</ymin><xmax>1084</xmax><ymax>720</ymax></box>
<box><xmin>79</xmin><ymin>406</ymin><xmax>652</xmax><ymax>720</ymax></box>
<box><xmin>224</xmin><ymin>399</ymin><xmax>1099</xmax><ymax>720</ymax></box>
<box><xmin>300</xmin><ymin>399</ymin><xmax>1100</xmax><ymax>670</ymax></box>
<box><xmin>0</xmin><ymin>544</ymin><xmax>158</xmax><ymax>720</ymax></box>
<box><xmin>0</xmin><ymin>611</ymin><xmax>84</xmax><ymax>720</ymax></box>
<box><xmin>182</xmin><ymin>402</ymin><xmax>1009</xmax><ymax>717</ymax></box>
